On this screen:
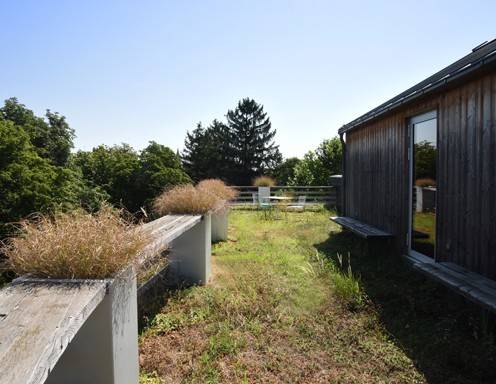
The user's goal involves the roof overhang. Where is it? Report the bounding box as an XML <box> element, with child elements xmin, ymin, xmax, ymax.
<box><xmin>339</xmin><ymin>39</ymin><xmax>496</xmax><ymax>135</ymax></box>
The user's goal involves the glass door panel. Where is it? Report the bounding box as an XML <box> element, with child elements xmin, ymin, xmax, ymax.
<box><xmin>411</xmin><ymin>114</ymin><xmax>437</xmax><ymax>258</ymax></box>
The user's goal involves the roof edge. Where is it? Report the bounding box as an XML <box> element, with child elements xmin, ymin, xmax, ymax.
<box><xmin>339</xmin><ymin>39</ymin><xmax>496</xmax><ymax>135</ymax></box>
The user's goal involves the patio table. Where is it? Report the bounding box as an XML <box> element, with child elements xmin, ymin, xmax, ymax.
<box><xmin>268</xmin><ymin>196</ymin><xmax>292</xmax><ymax>201</ymax></box>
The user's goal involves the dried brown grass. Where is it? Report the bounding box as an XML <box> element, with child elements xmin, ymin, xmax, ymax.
<box><xmin>1</xmin><ymin>205</ymin><xmax>148</xmax><ymax>279</ymax></box>
<box><xmin>415</xmin><ymin>178</ymin><xmax>436</xmax><ymax>187</ymax></box>
<box><xmin>197</xmin><ymin>179</ymin><xmax>238</xmax><ymax>201</ymax></box>
<box><xmin>153</xmin><ymin>184</ymin><xmax>221</xmax><ymax>216</ymax></box>
<box><xmin>253</xmin><ymin>175</ymin><xmax>276</xmax><ymax>187</ymax></box>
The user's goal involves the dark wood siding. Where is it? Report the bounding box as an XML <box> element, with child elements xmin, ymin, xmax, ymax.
<box><xmin>344</xmin><ymin>72</ymin><xmax>496</xmax><ymax>279</ymax></box>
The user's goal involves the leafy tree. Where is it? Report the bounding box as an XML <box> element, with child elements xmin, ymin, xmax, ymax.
<box><xmin>0</xmin><ymin>119</ymin><xmax>105</xmax><ymax>238</ymax></box>
<box><xmin>291</xmin><ymin>151</ymin><xmax>321</xmax><ymax>186</ymax></box>
<box><xmin>414</xmin><ymin>140</ymin><xmax>436</xmax><ymax>181</ymax></box>
<box><xmin>44</xmin><ymin>110</ymin><xmax>75</xmax><ymax>166</ymax></box>
<box><xmin>72</xmin><ymin>144</ymin><xmax>141</xmax><ymax>211</ymax></box>
<box><xmin>316</xmin><ymin>137</ymin><xmax>343</xmax><ymax>176</ymax></box>
<box><xmin>226</xmin><ymin>98</ymin><xmax>282</xmax><ymax>184</ymax></box>
<box><xmin>73</xmin><ymin>142</ymin><xmax>190</xmax><ymax>213</ymax></box>
<box><xmin>272</xmin><ymin>157</ymin><xmax>300</xmax><ymax>185</ymax></box>
<box><xmin>0</xmin><ymin>120</ymin><xmax>56</xmax><ymax>228</ymax></box>
<box><xmin>290</xmin><ymin>137</ymin><xmax>342</xmax><ymax>186</ymax></box>
<box><xmin>137</xmin><ymin>141</ymin><xmax>191</xmax><ymax>205</ymax></box>
<box><xmin>0</xmin><ymin>98</ymin><xmax>75</xmax><ymax>166</ymax></box>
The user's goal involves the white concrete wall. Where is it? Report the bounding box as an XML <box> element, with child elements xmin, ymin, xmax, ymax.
<box><xmin>168</xmin><ymin>213</ymin><xmax>212</xmax><ymax>285</ymax></box>
<box><xmin>211</xmin><ymin>209</ymin><xmax>228</xmax><ymax>242</ymax></box>
<box><xmin>46</xmin><ymin>268</ymin><xmax>139</xmax><ymax>384</ymax></box>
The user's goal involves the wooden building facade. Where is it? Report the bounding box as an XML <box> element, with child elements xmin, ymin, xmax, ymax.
<box><xmin>339</xmin><ymin>39</ymin><xmax>496</xmax><ymax>284</ymax></box>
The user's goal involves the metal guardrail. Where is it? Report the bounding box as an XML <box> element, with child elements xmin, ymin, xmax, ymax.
<box><xmin>231</xmin><ymin>186</ymin><xmax>339</xmax><ymax>205</ymax></box>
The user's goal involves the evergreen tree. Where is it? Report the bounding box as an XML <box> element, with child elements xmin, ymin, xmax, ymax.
<box><xmin>182</xmin><ymin>120</ymin><xmax>231</xmax><ymax>182</ymax></box>
<box><xmin>226</xmin><ymin>98</ymin><xmax>282</xmax><ymax>184</ymax></box>
<box><xmin>182</xmin><ymin>123</ymin><xmax>214</xmax><ymax>181</ymax></box>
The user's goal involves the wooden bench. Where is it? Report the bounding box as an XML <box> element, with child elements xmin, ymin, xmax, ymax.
<box><xmin>0</xmin><ymin>280</ymin><xmax>108</xmax><ymax>384</ymax></box>
<box><xmin>330</xmin><ymin>216</ymin><xmax>393</xmax><ymax>239</ymax></box>
<box><xmin>407</xmin><ymin>253</ymin><xmax>496</xmax><ymax>313</ymax></box>
<box><xmin>330</xmin><ymin>216</ymin><xmax>393</xmax><ymax>256</ymax></box>
<box><xmin>0</xmin><ymin>213</ymin><xmax>212</xmax><ymax>384</ymax></box>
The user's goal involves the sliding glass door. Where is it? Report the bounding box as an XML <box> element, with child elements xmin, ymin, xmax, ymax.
<box><xmin>409</xmin><ymin>111</ymin><xmax>437</xmax><ymax>258</ymax></box>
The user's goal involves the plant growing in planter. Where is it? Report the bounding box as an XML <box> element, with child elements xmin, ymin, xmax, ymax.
<box><xmin>1</xmin><ymin>205</ymin><xmax>148</xmax><ymax>279</ymax></box>
<box><xmin>253</xmin><ymin>175</ymin><xmax>276</xmax><ymax>203</ymax></box>
<box><xmin>253</xmin><ymin>175</ymin><xmax>276</xmax><ymax>187</ymax></box>
<box><xmin>0</xmin><ymin>205</ymin><xmax>148</xmax><ymax>383</ymax></box>
<box><xmin>152</xmin><ymin>184</ymin><xmax>215</xmax><ymax>286</ymax></box>
<box><xmin>196</xmin><ymin>179</ymin><xmax>238</xmax><ymax>201</ymax></box>
<box><xmin>197</xmin><ymin>179</ymin><xmax>238</xmax><ymax>242</ymax></box>
<box><xmin>152</xmin><ymin>184</ymin><xmax>220</xmax><ymax>215</ymax></box>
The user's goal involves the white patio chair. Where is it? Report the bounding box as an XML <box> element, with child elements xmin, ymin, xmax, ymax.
<box><xmin>252</xmin><ymin>192</ymin><xmax>258</xmax><ymax>205</ymax></box>
<box><xmin>286</xmin><ymin>195</ymin><xmax>306</xmax><ymax>211</ymax></box>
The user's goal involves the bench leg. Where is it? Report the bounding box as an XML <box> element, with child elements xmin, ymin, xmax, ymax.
<box><xmin>46</xmin><ymin>268</ymin><xmax>139</xmax><ymax>384</ymax></box>
<box><xmin>168</xmin><ymin>213</ymin><xmax>212</xmax><ymax>286</ymax></box>
<box><xmin>211</xmin><ymin>209</ymin><xmax>228</xmax><ymax>242</ymax></box>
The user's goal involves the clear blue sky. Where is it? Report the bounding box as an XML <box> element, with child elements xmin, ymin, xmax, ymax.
<box><xmin>1</xmin><ymin>0</ymin><xmax>495</xmax><ymax>158</ymax></box>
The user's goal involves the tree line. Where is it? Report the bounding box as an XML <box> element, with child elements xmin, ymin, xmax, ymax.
<box><xmin>0</xmin><ymin>97</ymin><xmax>342</xmax><ymax>237</ymax></box>
<box><xmin>182</xmin><ymin>97</ymin><xmax>342</xmax><ymax>186</ymax></box>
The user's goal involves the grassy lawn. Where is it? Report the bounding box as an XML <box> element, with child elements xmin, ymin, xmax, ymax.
<box><xmin>412</xmin><ymin>211</ymin><xmax>436</xmax><ymax>256</ymax></box>
<box><xmin>139</xmin><ymin>208</ymin><xmax>496</xmax><ymax>384</ymax></box>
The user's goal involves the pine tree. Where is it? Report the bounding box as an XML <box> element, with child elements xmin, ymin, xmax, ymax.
<box><xmin>226</xmin><ymin>98</ymin><xmax>282</xmax><ymax>184</ymax></box>
<box><xmin>182</xmin><ymin>120</ymin><xmax>231</xmax><ymax>181</ymax></box>
<box><xmin>182</xmin><ymin>123</ymin><xmax>209</xmax><ymax>181</ymax></box>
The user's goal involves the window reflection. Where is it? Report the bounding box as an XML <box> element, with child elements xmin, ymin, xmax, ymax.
<box><xmin>412</xmin><ymin>117</ymin><xmax>437</xmax><ymax>258</ymax></box>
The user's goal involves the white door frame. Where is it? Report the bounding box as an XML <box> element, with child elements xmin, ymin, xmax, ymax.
<box><xmin>407</xmin><ymin>110</ymin><xmax>438</xmax><ymax>261</ymax></box>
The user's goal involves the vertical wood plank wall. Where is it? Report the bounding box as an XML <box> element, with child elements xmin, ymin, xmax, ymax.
<box><xmin>344</xmin><ymin>72</ymin><xmax>496</xmax><ymax>279</ymax></box>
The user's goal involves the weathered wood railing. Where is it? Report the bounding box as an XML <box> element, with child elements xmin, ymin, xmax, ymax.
<box><xmin>231</xmin><ymin>185</ymin><xmax>340</xmax><ymax>207</ymax></box>
<box><xmin>0</xmin><ymin>211</ymin><xmax>219</xmax><ymax>384</ymax></box>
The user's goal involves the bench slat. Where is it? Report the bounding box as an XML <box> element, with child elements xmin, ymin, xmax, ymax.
<box><xmin>407</xmin><ymin>255</ymin><xmax>496</xmax><ymax>313</ymax></box>
<box><xmin>0</xmin><ymin>281</ymin><xmax>107</xmax><ymax>384</ymax></box>
<box><xmin>330</xmin><ymin>216</ymin><xmax>393</xmax><ymax>239</ymax></box>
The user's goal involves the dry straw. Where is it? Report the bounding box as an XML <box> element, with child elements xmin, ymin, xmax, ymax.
<box><xmin>253</xmin><ymin>175</ymin><xmax>276</xmax><ymax>187</ymax></box>
<box><xmin>153</xmin><ymin>184</ymin><xmax>221</xmax><ymax>215</ymax></box>
<box><xmin>1</xmin><ymin>205</ymin><xmax>148</xmax><ymax>279</ymax></box>
<box><xmin>196</xmin><ymin>179</ymin><xmax>238</xmax><ymax>201</ymax></box>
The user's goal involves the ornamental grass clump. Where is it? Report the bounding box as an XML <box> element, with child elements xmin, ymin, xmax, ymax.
<box><xmin>196</xmin><ymin>179</ymin><xmax>238</xmax><ymax>201</ymax></box>
<box><xmin>253</xmin><ymin>175</ymin><xmax>276</xmax><ymax>187</ymax></box>
<box><xmin>153</xmin><ymin>184</ymin><xmax>220</xmax><ymax>216</ymax></box>
<box><xmin>1</xmin><ymin>205</ymin><xmax>148</xmax><ymax>279</ymax></box>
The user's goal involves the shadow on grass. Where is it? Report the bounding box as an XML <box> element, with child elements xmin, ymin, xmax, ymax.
<box><xmin>315</xmin><ymin>231</ymin><xmax>496</xmax><ymax>384</ymax></box>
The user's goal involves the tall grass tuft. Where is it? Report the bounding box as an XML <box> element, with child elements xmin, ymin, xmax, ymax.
<box><xmin>197</xmin><ymin>179</ymin><xmax>238</xmax><ymax>201</ymax></box>
<box><xmin>333</xmin><ymin>253</ymin><xmax>364</xmax><ymax>310</ymax></box>
<box><xmin>309</xmin><ymin>251</ymin><xmax>365</xmax><ymax>310</ymax></box>
<box><xmin>153</xmin><ymin>184</ymin><xmax>221</xmax><ymax>215</ymax></box>
<box><xmin>253</xmin><ymin>175</ymin><xmax>276</xmax><ymax>187</ymax></box>
<box><xmin>1</xmin><ymin>205</ymin><xmax>148</xmax><ymax>279</ymax></box>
